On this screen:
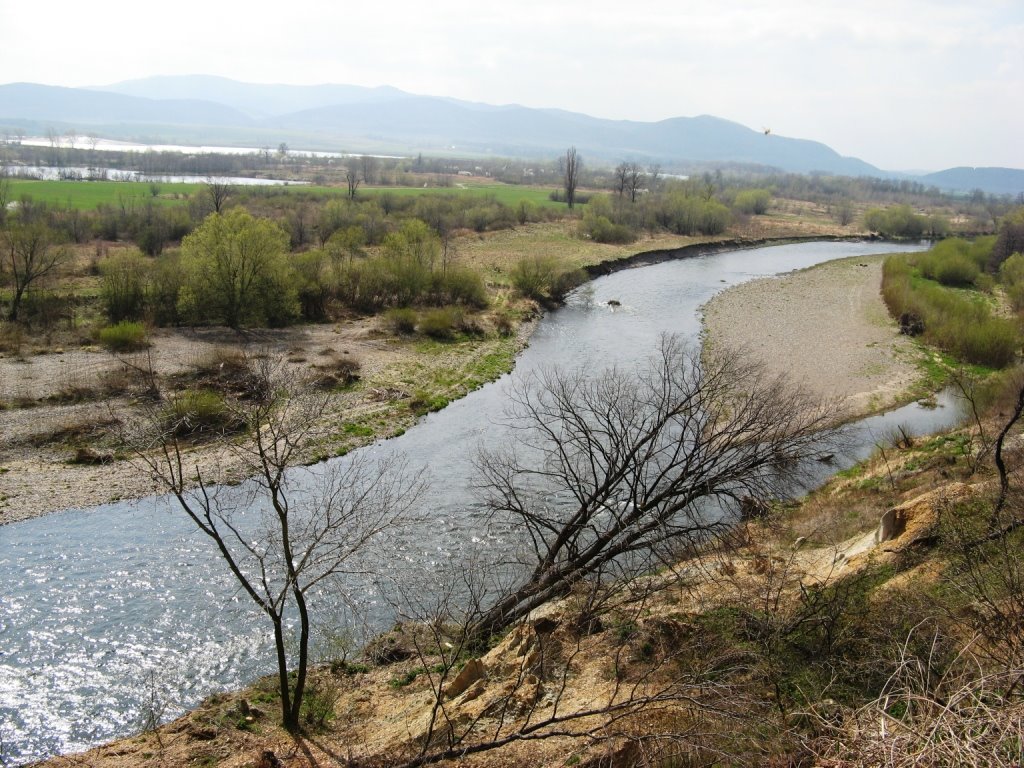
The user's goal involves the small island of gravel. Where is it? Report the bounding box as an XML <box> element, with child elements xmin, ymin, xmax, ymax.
<box><xmin>702</xmin><ymin>254</ymin><xmax>922</xmax><ymax>417</ymax></box>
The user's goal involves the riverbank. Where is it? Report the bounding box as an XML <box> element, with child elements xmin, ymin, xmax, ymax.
<box><xmin>0</xmin><ymin>317</ymin><xmax>531</xmax><ymax>525</ymax></box>
<box><xmin>0</xmin><ymin>237</ymin><xmax>903</xmax><ymax>527</ymax></box>
<box><xmin>701</xmin><ymin>253</ymin><xmax>921</xmax><ymax>418</ymax></box>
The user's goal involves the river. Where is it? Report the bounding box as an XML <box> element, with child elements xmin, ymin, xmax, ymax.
<box><xmin>0</xmin><ymin>240</ymin><xmax>963</xmax><ymax>765</ymax></box>
<box><xmin>2</xmin><ymin>166</ymin><xmax>308</xmax><ymax>186</ymax></box>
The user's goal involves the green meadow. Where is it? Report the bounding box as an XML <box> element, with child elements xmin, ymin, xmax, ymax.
<box><xmin>7</xmin><ymin>179</ymin><xmax>201</xmax><ymax>209</ymax></box>
<box><xmin>5</xmin><ymin>178</ymin><xmax>562</xmax><ymax>211</ymax></box>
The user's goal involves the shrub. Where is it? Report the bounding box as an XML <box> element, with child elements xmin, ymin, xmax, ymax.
<box><xmin>419</xmin><ymin>306</ymin><xmax>463</xmax><ymax>339</ymax></box>
<box><xmin>882</xmin><ymin>251</ymin><xmax>1020</xmax><ymax>368</ymax></box>
<box><xmin>178</xmin><ymin>209</ymin><xmax>298</xmax><ymax>328</ymax></box>
<box><xmin>864</xmin><ymin>204</ymin><xmax>926</xmax><ymax>238</ymax></box>
<box><xmin>581</xmin><ymin>213</ymin><xmax>636</xmax><ymax>244</ymax></box>
<box><xmin>386</xmin><ymin>307</ymin><xmax>418</xmax><ymax>334</ymax></box>
<box><xmin>432</xmin><ymin>267</ymin><xmax>488</xmax><ymax>309</ymax></box>
<box><xmin>511</xmin><ymin>255</ymin><xmax>558</xmax><ymax>300</ymax></box>
<box><xmin>314</xmin><ymin>355</ymin><xmax>361</xmax><ymax>389</ymax></box>
<box><xmin>1000</xmin><ymin>252</ymin><xmax>1024</xmax><ymax>310</ymax></box>
<box><xmin>163</xmin><ymin>389</ymin><xmax>239</xmax><ymax>437</ymax></box>
<box><xmin>733</xmin><ymin>188</ymin><xmax>772</xmax><ymax>215</ymax></box>
<box><xmin>98</xmin><ymin>321</ymin><xmax>149</xmax><ymax>352</ymax></box>
<box><xmin>100</xmin><ymin>251</ymin><xmax>148</xmax><ymax>322</ymax></box>
<box><xmin>300</xmin><ymin>677</ymin><xmax>340</xmax><ymax>730</ymax></box>
<box><xmin>146</xmin><ymin>252</ymin><xmax>184</xmax><ymax>326</ymax></box>
<box><xmin>549</xmin><ymin>268</ymin><xmax>588</xmax><ymax>302</ymax></box>
<box><xmin>493</xmin><ymin>311</ymin><xmax>517</xmax><ymax>337</ymax></box>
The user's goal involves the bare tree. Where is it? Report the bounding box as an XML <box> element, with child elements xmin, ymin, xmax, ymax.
<box><xmin>647</xmin><ymin>164</ymin><xmax>662</xmax><ymax>192</ymax></box>
<box><xmin>378</xmin><ymin>553</ymin><xmax>746</xmax><ymax>768</ymax></box>
<box><xmin>344</xmin><ymin>164</ymin><xmax>361</xmax><ymax>199</ymax></box>
<box><xmin>563</xmin><ymin>146</ymin><xmax>581</xmax><ymax>210</ymax></box>
<box><xmin>614</xmin><ymin>162</ymin><xmax>644</xmax><ymax>203</ymax></box>
<box><xmin>1</xmin><ymin>219</ymin><xmax>69</xmax><ymax>321</ymax></box>
<box><xmin>40</xmin><ymin>126</ymin><xmax>63</xmax><ymax>167</ymax></box>
<box><xmin>472</xmin><ymin>336</ymin><xmax>839</xmax><ymax>638</ymax></box>
<box><xmin>626</xmin><ymin>163</ymin><xmax>644</xmax><ymax>203</ymax></box>
<box><xmin>614</xmin><ymin>162</ymin><xmax>630</xmax><ymax>198</ymax></box>
<box><xmin>204</xmin><ymin>178</ymin><xmax>231</xmax><ymax>214</ymax></box>
<box><xmin>359</xmin><ymin>154</ymin><xmax>378</xmax><ymax>186</ymax></box>
<box><xmin>123</xmin><ymin>359</ymin><xmax>423</xmax><ymax>732</ymax></box>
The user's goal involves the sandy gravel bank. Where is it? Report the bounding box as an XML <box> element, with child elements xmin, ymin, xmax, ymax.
<box><xmin>702</xmin><ymin>255</ymin><xmax>920</xmax><ymax>417</ymax></box>
<box><xmin>0</xmin><ymin>321</ymin><xmax>525</xmax><ymax>526</ymax></box>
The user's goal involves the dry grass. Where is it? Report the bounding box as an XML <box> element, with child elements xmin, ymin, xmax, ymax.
<box><xmin>811</xmin><ymin>657</ymin><xmax>1024</xmax><ymax>767</ymax></box>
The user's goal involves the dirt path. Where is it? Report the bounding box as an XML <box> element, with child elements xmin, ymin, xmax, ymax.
<box><xmin>701</xmin><ymin>255</ymin><xmax>920</xmax><ymax>418</ymax></box>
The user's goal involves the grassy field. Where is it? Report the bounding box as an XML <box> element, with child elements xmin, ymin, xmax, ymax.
<box><xmin>7</xmin><ymin>179</ymin><xmax>201</xmax><ymax>209</ymax></box>
<box><xmin>362</xmin><ymin>182</ymin><xmax>564</xmax><ymax>209</ymax></box>
<box><xmin>6</xmin><ymin>177</ymin><xmax>563</xmax><ymax>211</ymax></box>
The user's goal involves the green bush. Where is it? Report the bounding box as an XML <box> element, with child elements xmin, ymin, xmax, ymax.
<box><xmin>146</xmin><ymin>252</ymin><xmax>184</xmax><ymax>326</ymax></box>
<box><xmin>163</xmin><ymin>389</ymin><xmax>239</xmax><ymax>437</ymax></box>
<box><xmin>429</xmin><ymin>266</ymin><xmax>488</xmax><ymax>308</ymax></box>
<box><xmin>581</xmin><ymin>213</ymin><xmax>636</xmax><ymax>244</ymax></box>
<box><xmin>511</xmin><ymin>255</ymin><xmax>558</xmax><ymax>300</ymax></box>
<box><xmin>301</xmin><ymin>678</ymin><xmax>340</xmax><ymax>730</ymax></box>
<box><xmin>733</xmin><ymin>188</ymin><xmax>772</xmax><ymax>215</ymax></box>
<box><xmin>386</xmin><ymin>307</ymin><xmax>418</xmax><ymax>334</ymax></box>
<box><xmin>178</xmin><ymin>209</ymin><xmax>298</xmax><ymax>328</ymax></box>
<box><xmin>100</xmin><ymin>251</ymin><xmax>148</xmax><ymax>322</ymax></box>
<box><xmin>864</xmin><ymin>205</ymin><xmax>926</xmax><ymax>238</ymax></box>
<box><xmin>419</xmin><ymin>306</ymin><xmax>463</xmax><ymax>339</ymax></box>
<box><xmin>98</xmin><ymin>321</ymin><xmax>149</xmax><ymax>352</ymax></box>
<box><xmin>550</xmin><ymin>268</ymin><xmax>588</xmax><ymax>301</ymax></box>
<box><xmin>1000</xmin><ymin>252</ymin><xmax>1024</xmax><ymax>310</ymax></box>
<box><xmin>655</xmin><ymin>194</ymin><xmax>731</xmax><ymax>236</ymax></box>
<box><xmin>882</xmin><ymin>251</ymin><xmax>1020</xmax><ymax>368</ymax></box>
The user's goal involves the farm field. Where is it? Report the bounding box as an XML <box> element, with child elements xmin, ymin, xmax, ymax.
<box><xmin>4</xmin><ymin>177</ymin><xmax>564</xmax><ymax>211</ymax></box>
<box><xmin>6</xmin><ymin>178</ymin><xmax>201</xmax><ymax>208</ymax></box>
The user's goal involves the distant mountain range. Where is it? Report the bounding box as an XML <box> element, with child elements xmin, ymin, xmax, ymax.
<box><xmin>1</xmin><ymin>75</ymin><xmax>1021</xmax><ymax>196</ymax></box>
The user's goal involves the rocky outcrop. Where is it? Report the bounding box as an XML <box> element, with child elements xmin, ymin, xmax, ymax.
<box><xmin>876</xmin><ymin>482</ymin><xmax>974</xmax><ymax>551</ymax></box>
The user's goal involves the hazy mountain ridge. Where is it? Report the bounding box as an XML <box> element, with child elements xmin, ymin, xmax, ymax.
<box><xmin>1</xmin><ymin>77</ymin><xmax>1021</xmax><ymax>195</ymax></box>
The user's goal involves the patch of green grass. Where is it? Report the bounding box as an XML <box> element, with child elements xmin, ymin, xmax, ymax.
<box><xmin>8</xmin><ymin>179</ymin><xmax>201</xmax><ymax>209</ymax></box>
<box><xmin>408</xmin><ymin>390</ymin><xmax>450</xmax><ymax>415</ymax></box>
<box><xmin>341</xmin><ymin>422</ymin><xmax>374</xmax><ymax>438</ymax></box>
<box><xmin>364</xmin><ymin>183</ymin><xmax>564</xmax><ymax>209</ymax></box>
<box><xmin>97</xmin><ymin>320</ymin><xmax>149</xmax><ymax>352</ymax></box>
<box><xmin>388</xmin><ymin>668</ymin><xmax>424</xmax><ymax>688</ymax></box>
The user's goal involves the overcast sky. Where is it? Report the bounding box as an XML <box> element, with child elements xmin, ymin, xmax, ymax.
<box><xmin>1</xmin><ymin>0</ymin><xmax>1020</xmax><ymax>171</ymax></box>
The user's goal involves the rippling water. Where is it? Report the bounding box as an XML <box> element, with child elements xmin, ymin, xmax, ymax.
<box><xmin>0</xmin><ymin>241</ymin><xmax>959</xmax><ymax>764</ymax></box>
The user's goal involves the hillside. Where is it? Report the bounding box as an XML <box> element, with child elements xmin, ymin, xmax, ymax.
<box><xmin>4</xmin><ymin>77</ymin><xmax>1023</xmax><ymax>195</ymax></box>
<box><xmin>0</xmin><ymin>80</ymin><xmax>874</xmax><ymax>176</ymax></box>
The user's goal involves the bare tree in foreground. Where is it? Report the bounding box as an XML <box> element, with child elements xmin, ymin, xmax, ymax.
<box><xmin>124</xmin><ymin>359</ymin><xmax>423</xmax><ymax>732</ymax></box>
<box><xmin>472</xmin><ymin>335</ymin><xmax>840</xmax><ymax>639</ymax></box>
<box><xmin>379</xmin><ymin>554</ymin><xmax>748</xmax><ymax>768</ymax></box>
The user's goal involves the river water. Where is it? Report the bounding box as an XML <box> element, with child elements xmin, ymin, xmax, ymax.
<box><xmin>0</xmin><ymin>240</ymin><xmax>962</xmax><ymax>764</ymax></box>
<box><xmin>2</xmin><ymin>166</ymin><xmax>307</xmax><ymax>186</ymax></box>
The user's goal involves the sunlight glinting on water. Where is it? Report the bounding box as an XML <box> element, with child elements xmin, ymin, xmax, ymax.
<box><xmin>1</xmin><ymin>241</ymin><xmax>959</xmax><ymax>764</ymax></box>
